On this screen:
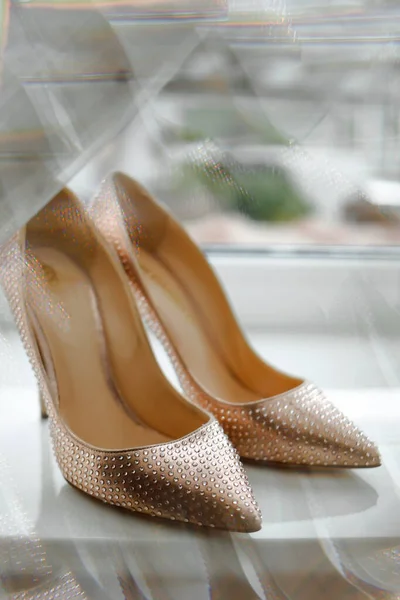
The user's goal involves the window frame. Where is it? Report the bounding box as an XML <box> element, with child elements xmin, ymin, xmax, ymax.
<box><xmin>207</xmin><ymin>247</ymin><xmax>400</xmax><ymax>333</ymax></box>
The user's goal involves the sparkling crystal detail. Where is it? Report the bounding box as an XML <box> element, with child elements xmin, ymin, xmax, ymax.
<box><xmin>0</xmin><ymin>194</ymin><xmax>262</xmax><ymax>532</ymax></box>
<box><xmin>93</xmin><ymin>176</ymin><xmax>381</xmax><ymax>470</ymax></box>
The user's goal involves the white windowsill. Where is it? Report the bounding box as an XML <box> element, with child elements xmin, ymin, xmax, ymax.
<box><xmin>0</xmin><ymin>254</ymin><xmax>399</xmax><ymax>597</ymax></box>
<box><xmin>209</xmin><ymin>253</ymin><xmax>400</xmax><ymax>333</ymax></box>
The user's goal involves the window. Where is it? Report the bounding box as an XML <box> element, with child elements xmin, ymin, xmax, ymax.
<box><xmin>69</xmin><ymin>7</ymin><xmax>400</xmax><ymax>392</ymax></box>
<box><xmin>1</xmin><ymin>4</ymin><xmax>399</xmax><ymax>598</ymax></box>
<box><xmin>72</xmin><ymin>5</ymin><xmax>400</xmax><ymax>249</ymax></box>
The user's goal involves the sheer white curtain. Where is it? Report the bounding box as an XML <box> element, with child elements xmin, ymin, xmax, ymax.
<box><xmin>0</xmin><ymin>1</ymin><xmax>228</xmax><ymax>243</ymax></box>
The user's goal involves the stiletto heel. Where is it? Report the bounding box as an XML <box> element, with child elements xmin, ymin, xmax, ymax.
<box><xmin>0</xmin><ymin>188</ymin><xmax>261</xmax><ymax>532</ymax></box>
<box><xmin>39</xmin><ymin>391</ymin><xmax>48</xmax><ymax>419</ymax></box>
<box><xmin>95</xmin><ymin>172</ymin><xmax>381</xmax><ymax>469</ymax></box>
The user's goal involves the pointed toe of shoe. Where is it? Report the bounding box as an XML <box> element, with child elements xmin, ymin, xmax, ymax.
<box><xmin>168</xmin><ymin>420</ymin><xmax>262</xmax><ymax>532</ymax></box>
<box><xmin>201</xmin><ymin>484</ymin><xmax>262</xmax><ymax>533</ymax></box>
<box><xmin>143</xmin><ymin>420</ymin><xmax>262</xmax><ymax>532</ymax></box>
<box><xmin>229</xmin><ymin>498</ymin><xmax>263</xmax><ymax>533</ymax></box>
<box><xmin>335</xmin><ymin>435</ymin><xmax>381</xmax><ymax>469</ymax></box>
<box><xmin>186</xmin><ymin>486</ymin><xmax>262</xmax><ymax>533</ymax></box>
<box><xmin>306</xmin><ymin>423</ymin><xmax>381</xmax><ymax>469</ymax></box>
<box><xmin>212</xmin><ymin>382</ymin><xmax>380</xmax><ymax>469</ymax></box>
<box><xmin>56</xmin><ymin>418</ymin><xmax>261</xmax><ymax>531</ymax></box>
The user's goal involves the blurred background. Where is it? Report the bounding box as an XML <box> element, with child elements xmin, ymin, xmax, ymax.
<box><xmin>2</xmin><ymin>0</ymin><xmax>400</xmax><ymax>248</ymax></box>
<box><xmin>1</xmin><ymin>3</ymin><xmax>400</xmax><ymax>599</ymax></box>
<box><xmin>68</xmin><ymin>0</ymin><xmax>400</xmax><ymax>249</ymax></box>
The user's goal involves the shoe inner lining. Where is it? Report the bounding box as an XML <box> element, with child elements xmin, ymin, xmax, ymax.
<box><xmin>136</xmin><ymin>218</ymin><xmax>302</xmax><ymax>405</ymax></box>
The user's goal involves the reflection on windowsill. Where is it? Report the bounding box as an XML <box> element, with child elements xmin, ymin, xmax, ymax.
<box><xmin>0</xmin><ymin>382</ymin><xmax>399</xmax><ymax>598</ymax></box>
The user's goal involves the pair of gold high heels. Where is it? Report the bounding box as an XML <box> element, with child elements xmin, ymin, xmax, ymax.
<box><xmin>0</xmin><ymin>172</ymin><xmax>380</xmax><ymax>533</ymax></box>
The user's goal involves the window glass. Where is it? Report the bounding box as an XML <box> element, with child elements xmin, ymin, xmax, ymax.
<box><xmin>86</xmin><ymin>2</ymin><xmax>400</xmax><ymax>249</ymax></box>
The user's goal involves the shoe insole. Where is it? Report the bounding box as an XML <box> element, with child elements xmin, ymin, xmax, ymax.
<box><xmin>33</xmin><ymin>247</ymin><xmax>171</xmax><ymax>449</ymax></box>
<box><xmin>139</xmin><ymin>251</ymin><xmax>261</xmax><ymax>404</ymax></box>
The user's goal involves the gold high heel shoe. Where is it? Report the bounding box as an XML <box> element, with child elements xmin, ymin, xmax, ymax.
<box><xmin>0</xmin><ymin>189</ymin><xmax>262</xmax><ymax>532</ymax></box>
<box><xmin>94</xmin><ymin>172</ymin><xmax>381</xmax><ymax>469</ymax></box>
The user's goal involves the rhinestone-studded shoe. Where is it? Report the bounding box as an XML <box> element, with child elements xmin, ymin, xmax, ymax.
<box><xmin>0</xmin><ymin>190</ymin><xmax>262</xmax><ymax>532</ymax></box>
<box><xmin>93</xmin><ymin>172</ymin><xmax>381</xmax><ymax>469</ymax></box>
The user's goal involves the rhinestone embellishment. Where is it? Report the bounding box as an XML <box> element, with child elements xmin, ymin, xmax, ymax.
<box><xmin>51</xmin><ymin>418</ymin><xmax>261</xmax><ymax>530</ymax></box>
<box><xmin>139</xmin><ymin>296</ymin><xmax>380</xmax><ymax>468</ymax></box>
<box><xmin>0</xmin><ymin>198</ymin><xmax>262</xmax><ymax>533</ymax></box>
<box><xmin>93</xmin><ymin>176</ymin><xmax>381</xmax><ymax>470</ymax></box>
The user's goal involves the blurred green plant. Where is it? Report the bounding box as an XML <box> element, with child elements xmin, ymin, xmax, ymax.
<box><xmin>177</xmin><ymin>159</ymin><xmax>311</xmax><ymax>222</ymax></box>
<box><xmin>233</xmin><ymin>167</ymin><xmax>311</xmax><ymax>222</ymax></box>
<box><xmin>169</xmin><ymin>103</ymin><xmax>310</xmax><ymax>222</ymax></box>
